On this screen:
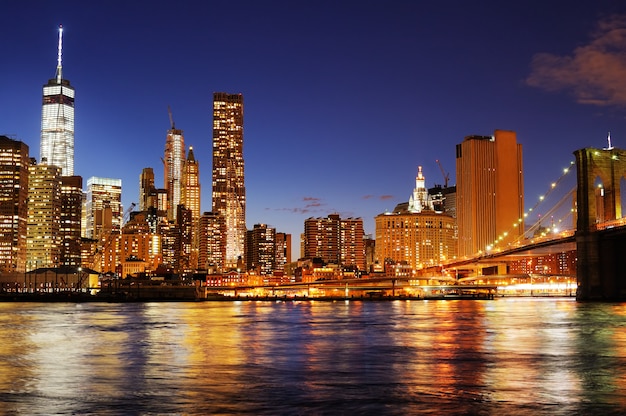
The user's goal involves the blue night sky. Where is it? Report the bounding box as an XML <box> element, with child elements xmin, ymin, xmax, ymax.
<box><xmin>3</xmin><ymin>1</ymin><xmax>626</xmax><ymax>257</ymax></box>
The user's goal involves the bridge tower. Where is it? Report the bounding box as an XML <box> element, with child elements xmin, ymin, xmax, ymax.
<box><xmin>574</xmin><ymin>146</ymin><xmax>626</xmax><ymax>300</ymax></box>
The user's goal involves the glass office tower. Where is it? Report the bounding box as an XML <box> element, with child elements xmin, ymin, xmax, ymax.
<box><xmin>41</xmin><ymin>25</ymin><xmax>75</xmax><ymax>175</ymax></box>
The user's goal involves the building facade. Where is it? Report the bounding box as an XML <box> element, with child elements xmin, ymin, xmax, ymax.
<box><xmin>26</xmin><ymin>162</ymin><xmax>62</xmax><ymax>271</ymax></box>
<box><xmin>41</xmin><ymin>25</ymin><xmax>75</xmax><ymax>176</ymax></box>
<box><xmin>212</xmin><ymin>92</ymin><xmax>245</xmax><ymax>269</ymax></box>
<box><xmin>0</xmin><ymin>136</ymin><xmax>30</xmax><ymax>273</ymax></box>
<box><xmin>456</xmin><ymin>130</ymin><xmax>524</xmax><ymax>257</ymax></box>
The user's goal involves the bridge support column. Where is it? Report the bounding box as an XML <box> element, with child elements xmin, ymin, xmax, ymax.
<box><xmin>576</xmin><ymin>229</ymin><xmax>626</xmax><ymax>301</ymax></box>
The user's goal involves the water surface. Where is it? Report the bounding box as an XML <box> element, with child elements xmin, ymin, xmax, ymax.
<box><xmin>0</xmin><ymin>298</ymin><xmax>625</xmax><ymax>415</ymax></box>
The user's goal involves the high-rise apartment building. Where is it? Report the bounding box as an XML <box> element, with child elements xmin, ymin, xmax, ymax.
<box><xmin>0</xmin><ymin>136</ymin><xmax>30</xmax><ymax>273</ymax></box>
<box><xmin>26</xmin><ymin>162</ymin><xmax>62</xmax><ymax>271</ymax></box>
<box><xmin>456</xmin><ymin>129</ymin><xmax>524</xmax><ymax>257</ymax></box>
<box><xmin>246</xmin><ymin>224</ymin><xmax>276</xmax><ymax>275</ymax></box>
<box><xmin>60</xmin><ymin>176</ymin><xmax>83</xmax><ymax>267</ymax></box>
<box><xmin>340</xmin><ymin>218</ymin><xmax>365</xmax><ymax>271</ymax></box>
<box><xmin>84</xmin><ymin>177</ymin><xmax>122</xmax><ymax>240</ymax></box>
<box><xmin>199</xmin><ymin>212</ymin><xmax>226</xmax><ymax>273</ymax></box>
<box><xmin>41</xmin><ymin>25</ymin><xmax>75</xmax><ymax>175</ymax></box>
<box><xmin>212</xmin><ymin>92</ymin><xmax>246</xmax><ymax>269</ymax></box>
<box><xmin>303</xmin><ymin>214</ymin><xmax>365</xmax><ymax>270</ymax></box>
<box><xmin>164</xmin><ymin>110</ymin><xmax>185</xmax><ymax>221</ymax></box>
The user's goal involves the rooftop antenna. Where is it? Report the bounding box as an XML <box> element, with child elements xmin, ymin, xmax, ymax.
<box><xmin>607</xmin><ymin>131</ymin><xmax>613</xmax><ymax>150</ymax></box>
<box><xmin>55</xmin><ymin>24</ymin><xmax>63</xmax><ymax>83</ymax></box>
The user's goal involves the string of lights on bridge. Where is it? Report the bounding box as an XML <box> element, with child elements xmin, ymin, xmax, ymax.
<box><xmin>486</xmin><ymin>160</ymin><xmax>576</xmax><ymax>254</ymax></box>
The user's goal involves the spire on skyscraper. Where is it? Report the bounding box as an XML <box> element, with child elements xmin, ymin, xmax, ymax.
<box><xmin>55</xmin><ymin>25</ymin><xmax>63</xmax><ymax>84</ymax></box>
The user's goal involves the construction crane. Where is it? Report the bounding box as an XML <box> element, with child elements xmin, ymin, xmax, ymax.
<box><xmin>123</xmin><ymin>202</ymin><xmax>137</xmax><ymax>225</ymax></box>
<box><xmin>168</xmin><ymin>105</ymin><xmax>175</xmax><ymax>129</ymax></box>
<box><xmin>435</xmin><ymin>159</ymin><xmax>450</xmax><ymax>188</ymax></box>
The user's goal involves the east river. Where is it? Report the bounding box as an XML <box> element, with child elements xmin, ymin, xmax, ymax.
<box><xmin>0</xmin><ymin>298</ymin><xmax>625</xmax><ymax>415</ymax></box>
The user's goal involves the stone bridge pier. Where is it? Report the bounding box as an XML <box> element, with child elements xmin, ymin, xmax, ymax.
<box><xmin>574</xmin><ymin>147</ymin><xmax>626</xmax><ymax>301</ymax></box>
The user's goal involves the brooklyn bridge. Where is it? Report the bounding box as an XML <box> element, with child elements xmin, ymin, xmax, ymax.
<box><xmin>427</xmin><ymin>145</ymin><xmax>626</xmax><ymax>301</ymax></box>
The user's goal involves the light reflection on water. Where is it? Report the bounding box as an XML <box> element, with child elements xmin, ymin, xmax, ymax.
<box><xmin>0</xmin><ymin>298</ymin><xmax>625</xmax><ymax>415</ymax></box>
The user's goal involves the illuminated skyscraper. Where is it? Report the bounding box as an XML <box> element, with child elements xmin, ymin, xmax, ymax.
<box><xmin>181</xmin><ymin>146</ymin><xmax>200</xmax><ymax>221</ymax></box>
<box><xmin>27</xmin><ymin>162</ymin><xmax>62</xmax><ymax>271</ymax></box>
<box><xmin>212</xmin><ymin>92</ymin><xmax>245</xmax><ymax>268</ymax></box>
<box><xmin>164</xmin><ymin>108</ymin><xmax>185</xmax><ymax>221</ymax></box>
<box><xmin>84</xmin><ymin>177</ymin><xmax>122</xmax><ymax>240</ymax></box>
<box><xmin>181</xmin><ymin>146</ymin><xmax>200</xmax><ymax>270</ymax></box>
<box><xmin>456</xmin><ymin>129</ymin><xmax>524</xmax><ymax>257</ymax></box>
<box><xmin>41</xmin><ymin>25</ymin><xmax>75</xmax><ymax>175</ymax></box>
<box><xmin>0</xmin><ymin>136</ymin><xmax>30</xmax><ymax>273</ymax></box>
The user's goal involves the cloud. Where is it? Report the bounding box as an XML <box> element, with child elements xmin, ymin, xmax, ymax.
<box><xmin>363</xmin><ymin>194</ymin><xmax>394</xmax><ymax>200</ymax></box>
<box><xmin>526</xmin><ymin>14</ymin><xmax>626</xmax><ymax>107</ymax></box>
<box><xmin>272</xmin><ymin>196</ymin><xmax>327</xmax><ymax>214</ymax></box>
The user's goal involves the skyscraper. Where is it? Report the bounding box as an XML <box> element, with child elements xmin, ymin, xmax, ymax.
<box><xmin>139</xmin><ymin>167</ymin><xmax>155</xmax><ymax>212</ymax></box>
<box><xmin>41</xmin><ymin>25</ymin><xmax>75</xmax><ymax>175</ymax></box>
<box><xmin>84</xmin><ymin>177</ymin><xmax>122</xmax><ymax>240</ymax></box>
<box><xmin>26</xmin><ymin>162</ymin><xmax>62</xmax><ymax>270</ymax></box>
<box><xmin>60</xmin><ymin>175</ymin><xmax>83</xmax><ymax>267</ymax></box>
<box><xmin>456</xmin><ymin>129</ymin><xmax>524</xmax><ymax>257</ymax></box>
<box><xmin>198</xmin><ymin>211</ymin><xmax>226</xmax><ymax>273</ymax></box>
<box><xmin>246</xmin><ymin>224</ymin><xmax>276</xmax><ymax>275</ymax></box>
<box><xmin>0</xmin><ymin>136</ymin><xmax>29</xmax><ymax>273</ymax></box>
<box><xmin>375</xmin><ymin>167</ymin><xmax>457</xmax><ymax>271</ymax></box>
<box><xmin>181</xmin><ymin>146</ymin><xmax>200</xmax><ymax>221</ymax></box>
<box><xmin>212</xmin><ymin>92</ymin><xmax>245</xmax><ymax>269</ymax></box>
<box><xmin>164</xmin><ymin>108</ymin><xmax>185</xmax><ymax>221</ymax></box>
<box><xmin>181</xmin><ymin>146</ymin><xmax>200</xmax><ymax>270</ymax></box>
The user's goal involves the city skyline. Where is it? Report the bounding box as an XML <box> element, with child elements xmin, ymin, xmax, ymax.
<box><xmin>3</xmin><ymin>1</ymin><xmax>626</xmax><ymax>257</ymax></box>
